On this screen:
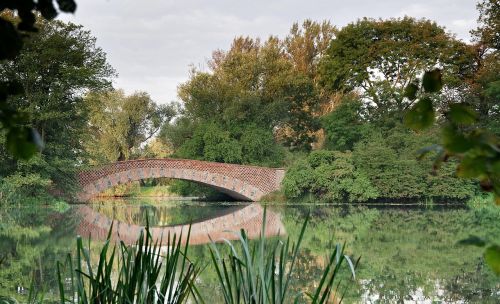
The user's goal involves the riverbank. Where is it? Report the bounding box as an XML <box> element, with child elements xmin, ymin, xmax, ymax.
<box><xmin>97</xmin><ymin>185</ymin><xmax>175</xmax><ymax>198</ymax></box>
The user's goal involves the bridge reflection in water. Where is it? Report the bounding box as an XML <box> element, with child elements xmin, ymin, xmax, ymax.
<box><xmin>75</xmin><ymin>203</ymin><xmax>285</xmax><ymax>245</ymax></box>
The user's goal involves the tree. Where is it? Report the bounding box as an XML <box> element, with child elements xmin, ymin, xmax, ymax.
<box><xmin>284</xmin><ymin>20</ymin><xmax>336</xmax><ymax>81</ymax></box>
<box><xmin>282</xmin><ymin>150</ymin><xmax>378</xmax><ymax>202</ymax></box>
<box><xmin>319</xmin><ymin>17</ymin><xmax>473</xmax><ymax>122</ymax></box>
<box><xmin>321</xmin><ymin>94</ymin><xmax>368</xmax><ymax>151</ymax></box>
<box><xmin>465</xmin><ymin>0</ymin><xmax>500</xmax><ymax>128</ymax></box>
<box><xmin>352</xmin><ymin>126</ymin><xmax>477</xmax><ymax>201</ymax></box>
<box><xmin>84</xmin><ymin>89</ymin><xmax>175</xmax><ymax>163</ymax></box>
<box><xmin>171</xmin><ymin>23</ymin><xmax>336</xmax><ymax>154</ymax></box>
<box><xmin>472</xmin><ymin>0</ymin><xmax>500</xmax><ymax>52</ymax></box>
<box><xmin>1</xmin><ymin>1</ymin><xmax>78</xmax><ymax>159</ymax></box>
<box><xmin>0</xmin><ymin>18</ymin><xmax>114</xmax><ymax>200</ymax></box>
<box><xmin>397</xmin><ymin>2</ymin><xmax>499</xmax><ymax>273</ymax></box>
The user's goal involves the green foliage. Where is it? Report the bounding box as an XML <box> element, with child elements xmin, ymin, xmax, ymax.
<box><xmin>404</xmin><ymin>70</ymin><xmax>499</xmax><ymax>203</ymax></box>
<box><xmin>1</xmin><ymin>3</ymin><xmax>77</xmax><ymax>160</ymax></box>
<box><xmin>0</xmin><ymin>18</ymin><xmax>113</xmax><ymax>201</ymax></box>
<box><xmin>484</xmin><ymin>245</ymin><xmax>500</xmax><ymax>275</ymax></box>
<box><xmin>403</xmin><ymin>97</ymin><xmax>435</xmax><ymax>130</ymax></box>
<box><xmin>208</xmin><ymin>211</ymin><xmax>356</xmax><ymax>304</ymax></box>
<box><xmin>283</xmin><ymin>150</ymin><xmax>378</xmax><ymax>202</ymax></box>
<box><xmin>164</xmin><ymin>21</ymin><xmax>337</xmax><ymax>163</ymax></box>
<box><xmin>422</xmin><ymin>68</ymin><xmax>443</xmax><ymax>93</ymax></box>
<box><xmin>353</xmin><ymin>127</ymin><xmax>477</xmax><ymax>201</ymax></box>
<box><xmin>56</xmin><ymin>224</ymin><xmax>198</xmax><ymax>304</ymax></box>
<box><xmin>319</xmin><ymin>17</ymin><xmax>471</xmax><ymax>121</ymax></box>
<box><xmin>400</xmin><ymin>2</ymin><xmax>500</xmax><ymax>206</ymax></box>
<box><xmin>321</xmin><ymin>95</ymin><xmax>368</xmax><ymax>151</ymax></box>
<box><xmin>84</xmin><ymin>90</ymin><xmax>175</xmax><ymax>163</ymax></box>
<box><xmin>0</xmin><ymin>155</ymin><xmax>76</xmax><ymax>205</ymax></box>
<box><xmin>472</xmin><ymin>0</ymin><xmax>500</xmax><ymax>51</ymax></box>
<box><xmin>172</xmin><ymin>121</ymin><xmax>284</xmax><ymax>168</ymax></box>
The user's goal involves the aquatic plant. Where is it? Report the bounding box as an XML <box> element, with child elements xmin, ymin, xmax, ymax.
<box><xmin>56</xmin><ymin>223</ymin><xmax>198</xmax><ymax>304</ymax></box>
<box><xmin>2</xmin><ymin>210</ymin><xmax>357</xmax><ymax>303</ymax></box>
<box><xmin>206</xmin><ymin>210</ymin><xmax>358</xmax><ymax>304</ymax></box>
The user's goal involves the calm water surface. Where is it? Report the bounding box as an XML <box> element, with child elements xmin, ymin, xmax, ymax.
<box><xmin>1</xmin><ymin>199</ymin><xmax>499</xmax><ymax>303</ymax></box>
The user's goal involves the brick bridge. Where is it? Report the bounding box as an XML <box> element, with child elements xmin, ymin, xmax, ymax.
<box><xmin>77</xmin><ymin>158</ymin><xmax>285</xmax><ymax>202</ymax></box>
<box><xmin>75</xmin><ymin>203</ymin><xmax>285</xmax><ymax>245</ymax></box>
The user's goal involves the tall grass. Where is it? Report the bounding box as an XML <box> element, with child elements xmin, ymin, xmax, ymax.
<box><xmin>6</xmin><ymin>209</ymin><xmax>358</xmax><ymax>303</ymax></box>
<box><xmin>206</xmin><ymin>209</ymin><xmax>358</xmax><ymax>304</ymax></box>
<box><xmin>56</xmin><ymin>223</ymin><xmax>199</xmax><ymax>304</ymax></box>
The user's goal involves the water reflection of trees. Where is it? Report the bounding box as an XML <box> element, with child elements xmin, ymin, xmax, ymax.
<box><xmin>0</xmin><ymin>203</ymin><xmax>498</xmax><ymax>303</ymax></box>
<box><xmin>89</xmin><ymin>199</ymin><xmax>246</xmax><ymax>226</ymax></box>
<box><xmin>281</xmin><ymin>205</ymin><xmax>500</xmax><ymax>303</ymax></box>
<box><xmin>0</xmin><ymin>207</ymin><xmax>77</xmax><ymax>300</ymax></box>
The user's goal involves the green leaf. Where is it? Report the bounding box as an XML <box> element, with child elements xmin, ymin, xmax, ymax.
<box><xmin>404</xmin><ymin>98</ymin><xmax>435</xmax><ymax>130</ymax></box>
<box><xmin>457</xmin><ymin>236</ymin><xmax>486</xmax><ymax>247</ymax></box>
<box><xmin>404</xmin><ymin>83</ymin><xmax>419</xmax><ymax>101</ymax></box>
<box><xmin>422</xmin><ymin>69</ymin><xmax>443</xmax><ymax>93</ymax></box>
<box><xmin>442</xmin><ymin>125</ymin><xmax>474</xmax><ymax>153</ymax></box>
<box><xmin>6</xmin><ymin>127</ymin><xmax>40</xmax><ymax>160</ymax></box>
<box><xmin>484</xmin><ymin>245</ymin><xmax>500</xmax><ymax>275</ymax></box>
<box><xmin>57</xmin><ymin>0</ymin><xmax>78</xmax><ymax>13</ymax></box>
<box><xmin>448</xmin><ymin>104</ymin><xmax>477</xmax><ymax>125</ymax></box>
<box><xmin>457</xmin><ymin>154</ymin><xmax>487</xmax><ymax>178</ymax></box>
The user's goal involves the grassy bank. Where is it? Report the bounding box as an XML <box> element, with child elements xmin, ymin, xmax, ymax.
<box><xmin>97</xmin><ymin>184</ymin><xmax>175</xmax><ymax>198</ymax></box>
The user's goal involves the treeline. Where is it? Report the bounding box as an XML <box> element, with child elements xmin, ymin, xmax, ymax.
<box><xmin>0</xmin><ymin>1</ymin><xmax>498</xmax><ymax>204</ymax></box>
<box><xmin>0</xmin><ymin>16</ymin><xmax>173</xmax><ymax>203</ymax></box>
<box><xmin>159</xmin><ymin>2</ymin><xmax>498</xmax><ymax>202</ymax></box>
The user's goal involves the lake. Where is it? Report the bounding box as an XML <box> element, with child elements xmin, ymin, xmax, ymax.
<box><xmin>1</xmin><ymin>199</ymin><xmax>499</xmax><ymax>303</ymax></box>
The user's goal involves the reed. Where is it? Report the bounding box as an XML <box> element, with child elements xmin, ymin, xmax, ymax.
<box><xmin>206</xmin><ymin>209</ymin><xmax>358</xmax><ymax>304</ymax></box>
<box><xmin>56</xmin><ymin>222</ymin><xmax>199</xmax><ymax>304</ymax></box>
<box><xmin>6</xmin><ymin>209</ymin><xmax>357</xmax><ymax>303</ymax></box>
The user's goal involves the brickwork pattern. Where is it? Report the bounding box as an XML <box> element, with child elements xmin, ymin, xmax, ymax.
<box><xmin>77</xmin><ymin>158</ymin><xmax>285</xmax><ymax>201</ymax></box>
<box><xmin>75</xmin><ymin>203</ymin><xmax>285</xmax><ymax>245</ymax></box>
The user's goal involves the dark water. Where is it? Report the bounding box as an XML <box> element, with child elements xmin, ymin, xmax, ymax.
<box><xmin>1</xmin><ymin>199</ymin><xmax>499</xmax><ymax>303</ymax></box>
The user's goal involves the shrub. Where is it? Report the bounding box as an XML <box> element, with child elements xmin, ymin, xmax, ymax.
<box><xmin>282</xmin><ymin>150</ymin><xmax>378</xmax><ymax>203</ymax></box>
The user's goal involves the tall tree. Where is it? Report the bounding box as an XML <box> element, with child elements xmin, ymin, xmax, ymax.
<box><xmin>84</xmin><ymin>90</ymin><xmax>175</xmax><ymax>163</ymax></box>
<box><xmin>0</xmin><ymin>18</ymin><xmax>114</xmax><ymax>198</ymax></box>
<box><xmin>1</xmin><ymin>2</ymin><xmax>78</xmax><ymax>159</ymax></box>
<box><xmin>472</xmin><ymin>0</ymin><xmax>500</xmax><ymax>52</ymax></box>
<box><xmin>466</xmin><ymin>0</ymin><xmax>500</xmax><ymax>129</ymax></box>
<box><xmin>284</xmin><ymin>19</ymin><xmax>337</xmax><ymax>80</ymax></box>
<box><xmin>319</xmin><ymin>17</ymin><xmax>473</xmax><ymax>123</ymax></box>
<box><xmin>171</xmin><ymin>22</ymin><xmax>335</xmax><ymax>154</ymax></box>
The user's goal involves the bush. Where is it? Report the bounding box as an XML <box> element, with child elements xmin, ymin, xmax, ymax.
<box><xmin>282</xmin><ymin>150</ymin><xmax>378</xmax><ymax>203</ymax></box>
<box><xmin>352</xmin><ymin>127</ymin><xmax>478</xmax><ymax>201</ymax></box>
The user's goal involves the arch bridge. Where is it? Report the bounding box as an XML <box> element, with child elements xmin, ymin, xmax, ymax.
<box><xmin>77</xmin><ymin>158</ymin><xmax>285</xmax><ymax>202</ymax></box>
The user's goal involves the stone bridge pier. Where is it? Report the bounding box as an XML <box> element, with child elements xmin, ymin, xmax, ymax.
<box><xmin>77</xmin><ymin>158</ymin><xmax>285</xmax><ymax>202</ymax></box>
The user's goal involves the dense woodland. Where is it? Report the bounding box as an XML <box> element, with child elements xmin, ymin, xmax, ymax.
<box><xmin>0</xmin><ymin>0</ymin><xmax>499</xmax><ymax>204</ymax></box>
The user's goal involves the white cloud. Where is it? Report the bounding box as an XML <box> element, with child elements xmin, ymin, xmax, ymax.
<box><xmin>452</xmin><ymin>18</ymin><xmax>476</xmax><ymax>29</ymax></box>
<box><xmin>398</xmin><ymin>4</ymin><xmax>432</xmax><ymax>17</ymax></box>
<box><xmin>59</xmin><ymin>0</ymin><xmax>479</xmax><ymax>104</ymax></box>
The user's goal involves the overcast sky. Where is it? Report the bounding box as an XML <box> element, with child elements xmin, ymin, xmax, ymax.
<box><xmin>60</xmin><ymin>0</ymin><xmax>479</xmax><ymax>104</ymax></box>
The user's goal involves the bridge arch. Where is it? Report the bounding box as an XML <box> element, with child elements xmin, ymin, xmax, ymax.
<box><xmin>77</xmin><ymin>158</ymin><xmax>285</xmax><ymax>202</ymax></box>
